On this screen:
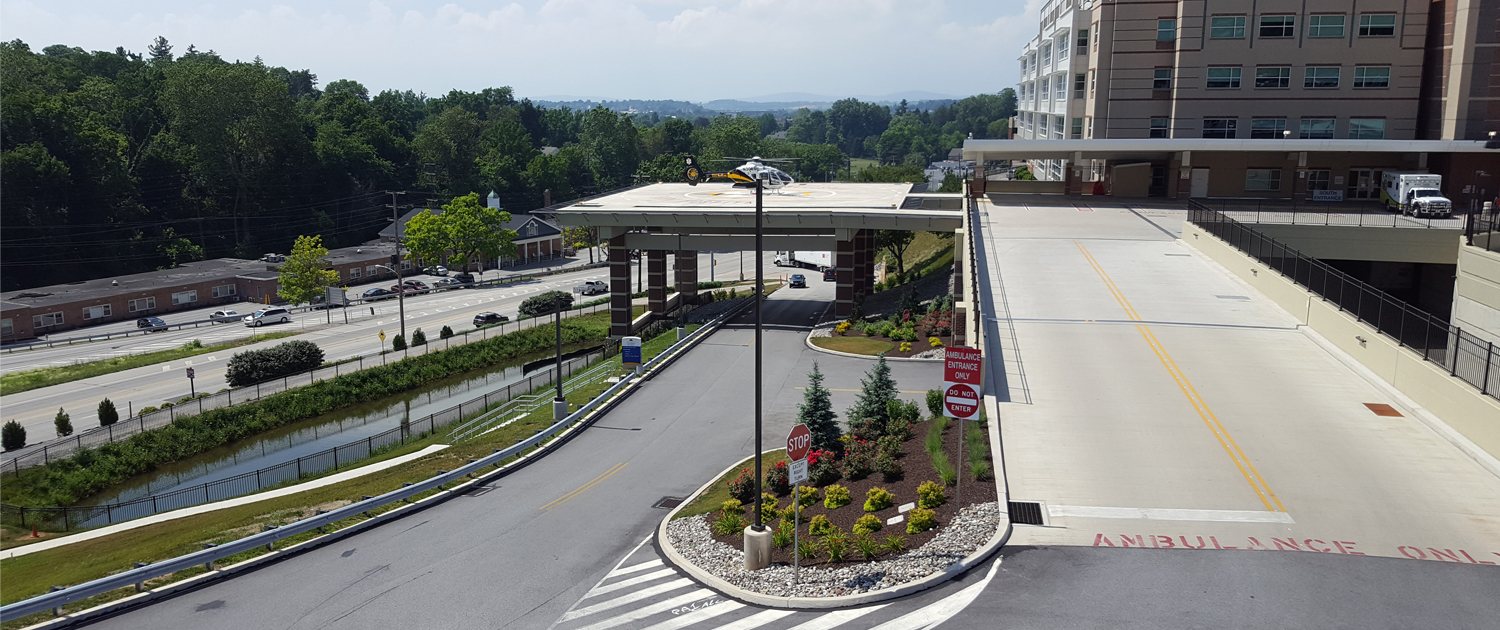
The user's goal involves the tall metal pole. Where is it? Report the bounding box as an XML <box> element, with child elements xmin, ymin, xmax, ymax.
<box><xmin>554</xmin><ymin>306</ymin><xmax>564</xmax><ymax>403</ymax></box>
<box><xmin>753</xmin><ymin>178</ymin><xmax>765</xmax><ymax>532</ymax></box>
<box><xmin>390</xmin><ymin>191</ymin><xmax>407</xmax><ymax>342</ymax></box>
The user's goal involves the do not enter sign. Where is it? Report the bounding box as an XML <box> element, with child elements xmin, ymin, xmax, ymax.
<box><xmin>786</xmin><ymin>423</ymin><xmax>811</xmax><ymax>462</ymax></box>
<box><xmin>944</xmin><ymin>383</ymin><xmax>979</xmax><ymax>418</ymax></box>
<box><xmin>943</xmin><ymin>347</ymin><xmax>982</xmax><ymax>420</ymax></box>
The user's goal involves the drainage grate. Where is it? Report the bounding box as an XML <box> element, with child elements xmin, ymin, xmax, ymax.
<box><xmin>652</xmin><ymin>496</ymin><xmax>685</xmax><ymax>509</ymax></box>
<box><xmin>1215</xmin><ymin>295</ymin><xmax>1250</xmax><ymax>300</ymax></box>
<box><xmin>1008</xmin><ymin>501</ymin><xmax>1045</xmax><ymax>525</ymax></box>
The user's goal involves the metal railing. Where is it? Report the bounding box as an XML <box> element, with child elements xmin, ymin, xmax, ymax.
<box><xmin>1</xmin><ymin>301</ymin><xmax>615</xmax><ymax>472</ymax></box>
<box><xmin>0</xmin><ymin>295</ymin><xmax>751</xmax><ymax>623</ymax></box>
<box><xmin>1187</xmin><ymin>198</ymin><xmax>1464</xmax><ymax>229</ymax></box>
<box><xmin>0</xmin><ymin>346</ymin><xmax>613</xmax><ymax>531</ymax></box>
<box><xmin>1465</xmin><ymin>208</ymin><xmax>1500</xmax><ymax>254</ymax></box>
<box><xmin>1189</xmin><ymin>202</ymin><xmax>1498</xmax><ymax>400</ymax></box>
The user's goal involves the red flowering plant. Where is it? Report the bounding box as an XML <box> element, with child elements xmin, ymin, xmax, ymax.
<box><xmin>727</xmin><ymin>467</ymin><xmax>756</xmax><ymax>503</ymax></box>
<box><xmin>807</xmin><ymin>449</ymin><xmax>841</xmax><ymax>485</ymax></box>
<box><xmin>841</xmin><ymin>438</ymin><xmax>878</xmax><ymax>480</ymax></box>
<box><xmin>766</xmin><ymin>460</ymin><xmax>791</xmax><ymax>495</ymax></box>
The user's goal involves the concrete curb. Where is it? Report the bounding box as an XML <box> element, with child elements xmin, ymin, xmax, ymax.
<box><xmin>802</xmin><ymin>332</ymin><xmax>943</xmax><ymax>363</ymax></box>
<box><xmin>654</xmin><ymin>449</ymin><xmax>1011</xmax><ymax>610</ymax></box>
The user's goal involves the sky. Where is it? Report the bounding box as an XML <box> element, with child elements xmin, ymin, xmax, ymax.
<box><xmin>3</xmin><ymin>0</ymin><xmax>1039</xmax><ymax>102</ymax></box>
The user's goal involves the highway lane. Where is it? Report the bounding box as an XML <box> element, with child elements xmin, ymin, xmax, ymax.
<box><xmin>81</xmin><ymin>276</ymin><xmax>945</xmax><ymax>630</ymax></box>
<box><xmin>1</xmin><ymin>252</ymin><xmax>797</xmax><ymax>452</ymax></box>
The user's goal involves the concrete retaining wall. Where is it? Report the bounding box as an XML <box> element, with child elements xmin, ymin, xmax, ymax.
<box><xmin>1455</xmin><ymin>243</ymin><xmax>1500</xmax><ymax>345</ymax></box>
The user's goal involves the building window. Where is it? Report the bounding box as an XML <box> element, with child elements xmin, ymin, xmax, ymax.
<box><xmin>171</xmin><ymin>290</ymin><xmax>197</xmax><ymax>305</ymax></box>
<box><xmin>1245</xmin><ymin>169</ymin><xmax>1282</xmax><ymax>191</ymax></box>
<box><xmin>401</xmin><ymin>260</ymin><xmax>412</xmax><ymax>271</ymax></box>
<box><xmin>211</xmin><ymin>284</ymin><xmax>237</xmax><ymax>298</ymax></box>
<box><xmin>1203</xmin><ymin>118</ymin><xmax>1238</xmax><ymax>139</ymax></box>
<box><xmin>1206</xmin><ymin>67</ymin><xmax>1242</xmax><ymax>89</ymax></box>
<box><xmin>1053</xmin><ymin>116</ymin><xmax>1064</xmax><ymax>137</ymax></box>
<box><xmin>366</xmin><ymin>265</ymin><xmax>380</xmax><ymax>277</ymax></box>
<box><xmin>1210</xmin><ymin>16</ymin><xmax>1246</xmax><ymax>39</ymax></box>
<box><xmin>1150</xmin><ymin>118</ymin><xmax>1170</xmax><ymax>138</ymax></box>
<box><xmin>1074</xmin><ymin>73</ymin><xmax>1086</xmax><ymax>98</ymax></box>
<box><xmin>1300</xmin><ymin>118</ymin><xmax>1336</xmax><ymax>138</ymax></box>
<box><xmin>1308</xmin><ymin>15</ymin><xmax>1346</xmax><ymax>37</ymax></box>
<box><xmin>82</xmin><ymin>304</ymin><xmax>112</xmax><ymax>320</ymax></box>
<box><xmin>128</xmin><ymin>297</ymin><xmax>156</xmax><ymax>312</ymax></box>
<box><xmin>1</xmin><ymin>319</ymin><xmax>11</xmax><ymax>337</ymax></box>
<box><xmin>1020</xmin><ymin>59</ymin><xmax>1027</xmax><ymax>76</ymax></box>
<box><xmin>1304</xmin><ymin>66</ymin><xmax>1341</xmax><ymax>88</ymax></box>
<box><xmin>350</xmin><ymin>266</ymin><xmax>362</xmax><ymax>279</ymax></box>
<box><xmin>33</xmin><ymin>312</ymin><xmax>64</xmax><ymax>328</ymax></box>
<box><xmin>1359</xmin><ymin>14</ymin><xmax>1396</xmax><ymax>37</ymax></box>
<box><xmin>1354</xmin><ymin>66</ymin><xmax>1390</xmax><ymax>88</ymax></box>
<box><xmin>1041</xmin><ymin>42</ymin><xmax>1052</xmax><ymax>67</ymax></box>
<box><xmin>1348</xmin><ymin>118</ymin><xmax>1386</xmax><ymax>139</ymax></box>
<box><xmin>1158</xmin><ymin>19</ymin><xmax>1177</xmax><ymax>41</ymax></box>
<box><xmin>1077</xmin><ymin>28</ymin><xmax>1089</xmax><ymax>55</ymax></box>
<box><xmin>1250</xmin><ymin>118</ymin><xmax>1288</xmax><ymax>139</ymax></box>
<box><xmin>1307</xmin><ymin>169</ymin><xmax>1332</xmax><ymax>191</ymax></box>
<box><xmin>1038</xmin><ymin>114</ymin><xmax>1049</xmax><ymax>138</ymax></box>
<box><xmin>1071</xmin><ymin>118</ymin><xmax>1083</xmax><ymax>139</ymax></box>
<box><xmin>1089</xmin><ymin>70</ymin><xmax>1096</xmax><ymax>93</ymax></box>
<box><xmin>1153</xmin><ymin>68</ymin><xmax>1172</xmax><ymax>90</ymax></box>
<box><xmin>1255</xmin><ymin>66</ymin><xmax>1291</xmax><ymax>88</ymax></box>
<box><xmin>1057</xmin><ymin>36</ymin><xmax>1070</xmax><ymax>59</ymax></box>
<box><xmin>1040</xmin><ymin>77</ymin><xmax>1050</xmax><ymax>101</ymax></box>
<box><xmin>1086</xmin><ymin>117</ymin><xmax>1094</xmax><ymax>137</ymax></box>
<box><xmin>1259</xmin><ymin>15</ymin><xmax>1295</xmax><ymax>38</ymax></box>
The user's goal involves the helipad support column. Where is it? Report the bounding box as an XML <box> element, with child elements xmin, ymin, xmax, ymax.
<box><xmin>852</xmin><ymin>230</ymin><xmax>868</xmax><ymax>302</ymax></box>
<box><xmin>647</xmin><ymin>250</ymin><xmax>667</xmax><ymax>316</ymax></box>
<box><xmin>861</xmin><ymin>229</ymin><xmax>876</xmax><ymax>296</ymax></box>
<box><xmin>609</xmin><ymin>234</ymin><xmax>632</xmax><ymax>337</ymax></box>
<box><xmin>675</xmin><ymin>250</ymin><xmax>699</xmax><ymax>304</ymax></box>
<box><xmin>835</xmin><ymin>237</ymin><xmax>856</xmax><ymax>318</ymax></box>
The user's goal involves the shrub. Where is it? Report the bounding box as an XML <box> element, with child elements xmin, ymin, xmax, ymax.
<box><xmin>855</xmin><ymin>533</ymin><xmax>881</xmax><ymax>560</ymax></box>
<box><xmin>823</xmin><ymin>484</ymin><xmax>852</xmax><ymax>509</ymax></box>
<box><xmin>932</xmin><ymin>451</ymin><xmax>958</xmax><ymax>486</ymax></box>
<box><xmin>139</xmin><ymin>405</ymin><xmax>158</xmax><ymax>415</ymax></box>
<box><xmin>841</xmin><ymin>443</ymin><xmax>874</xmax><ymax>480</ymax></box>
<box><xmin>966</xmin><ymin>422</ymin><xmax>989</xmax><ymax>466</ymax></box>
<box><xmin>721</xmin><ymin>498</ymin><xmax>743</xmax><ymax>515</ymax></box>
<box><xmin>54</xmin><ymin>408</ymin><xmax>73</xmax><ymax>437</ymax></box>
<box><xmin>779</xmin><ymin>504</ymin><xmax>807</xmax><ymax>527</ymax></box>
<box><xmin>772</xmin><ymin>521</ymin><xmax>794</xmax><ymax>548</ymax></box>
<box><xmin>808</xmin><ymin>514</ymin><xmax>835</xmax><ymax>536</ymax></box>
<box><xmin>929</xmin><ymin>336</ymin><xmax>944</xmax><ymax>348</ymax></box>
<box><xmin>875</xmin><ymin>452</ymin><xmax>903</xmax><ymax>482</ymax></box>
<box><xmin>886</xmin><ymin>399</ymin><xmax>920</xmax><ymax>439</ymax></box>
<box><xmin>440</xmin><ymin>325</ymin><xmax>454</xmax><ymax>339</ymax></box>
<box><xmin>823</xmin><ymin>529</ymin><xmax>849</xmax><ymax>562</ymax></box>
<box><xmin>864</xmin><ymin>487</ymin><xmax>895</xmax><ymax>512</ymax></box>
<box><xmin>899</xmin><ymin>342</ymin><xmax>911</xmax><ymax>352</ymax></box>
<box><xmin>883</xmin><ymin>534</ymin><xmax>907</xmax><ymax>553</ymax></box>
<box><xmin>726</xmin><ymin>468</ymin><xmax>756</xmax><ymax>504</ymax></box>
<box><xmin>97</xmin><ymin>398</ymin><xmax>119</xmax><ymax>427</ymax></box>
<box><xmin>798</xmin><ymin>538</ymin><xmax>820</xmax><ymax>561</ymax></box>
<box><xmin>808</xmin><ymin>449</ymin><xmax>841</xmax><ymax>485</ymax></box>
<box><xmin>766</xmin><ymin>461</ymin><xmax>791</xmax><ymax>495</ymax></box>
<box><xmin>926</xmin><ymin>416</ymin><xmax>949</xmax><ymax>455</ymax></box>
<box><xmin>392</xmin><ymin>334</ymin><xmax>407</xmax><ymax>351</ymax></box>
<box><xmin>793</xmin><ymin>485</ymin><xmax>820</xmax><ymax>509</ymax></box>
<box><xmin>835</xmin><ymin>321</ymin><xmax>851</xmax><ymax>335</ymax></box>
<box><xmin>2</xmin><ymin>421</ymin><xmax>25</xmax><ymax>451</ymax></box>
<box><xmin>906</xmin><ymin>508</ymin><xmax>937</xmax><ymax>534</ymax></box>
<box><xmin>712</xmin><ymin>509</ymin><xmax>748</xmax><ymax>536</ymax></box>
<box><xmin>918</xmin><ymin>480</ymin><xmax>948</xmax><ymax>509</ymax></box>
<box><xmin>755</xmin><ymin>493</ymin><xmax>780</xmax><ymax>523</ymax></box>
<box><xmin>873</xmin><ymin>281</ymin><xmax>886</xmax><ymax>293</ymax></box>
<box><xmin>519</xmin><ymin>290</ymin><xmax>575</xmax><ymax>318</ymax></box>
<box><xmin>853</xmin><ymin>514</ymin><xmax>884</xmax><ymax>536</ymax></box>
<box><xmin>926</xmin><ymin>389</ymin><xmax>943</xmax><ymax>419</ymax></box>
<box><xmin>411</xmin><ymin>328</ymin><xmax>427</xmax><ymax>347</ymax></box>
<box><xmin>226</xmin><ymin>340</ymin><xmax>326</xmax><ymax>387</ymax></box>
<box><xmin>971</xmin><ymin>461</ymin><xmax>991</xmax><ymax>480</ymax></box>
<box><xmin>160</xmin><ymin>401</ymin><xmax>174</xmax><ymax>408</ymax></box>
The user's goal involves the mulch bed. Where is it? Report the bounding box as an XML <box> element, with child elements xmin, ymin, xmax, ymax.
<box><xmin>825</xmin><ymin>330</ymin><xmax>954</xmax><ymax>358</ymax></box>
<box><xmin>708</xmin><ymin>416</ymin><xmax>995</xmax><ymax>569</ymax></box>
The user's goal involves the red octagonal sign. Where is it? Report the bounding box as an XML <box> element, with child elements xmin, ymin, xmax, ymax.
<box><xmin>944</xmin><ymin>383</ymin><xmax>980</xmax><ymax>419</ymax></box>
<box><xmin>786</xmin><ymin>423</ymin><xmax>811</xmax><ymax>462</ymax></box>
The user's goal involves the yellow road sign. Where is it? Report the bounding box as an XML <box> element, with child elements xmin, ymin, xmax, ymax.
<box><xmin>379</xmin><ymin>330</ymin><xmax>387</xmax><ymax>342</ymax></box>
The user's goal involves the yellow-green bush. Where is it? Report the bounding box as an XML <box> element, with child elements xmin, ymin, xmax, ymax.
<box><xmin>823</xmin><ymin>484</ymin><xmax>851</xmax><ymax>509</ymax></box>
<box><xmin>864</xmin><ymin>487</ymin><xmax>895</xmax><ymax>512</ymax></box>
<box><xmin>906</xmin><ymin>508</ymin><xmax>937</xmax><ymax>534</ymax></box>
<box><xmin>853</xmin><ymin>513</ymin><xmax>884</xmax><ymax>536</ymax></box>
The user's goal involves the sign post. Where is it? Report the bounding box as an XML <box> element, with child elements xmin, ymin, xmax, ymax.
<box><xmin>943</xmin><ymin>347</ymin><xmax>982</xmax><ymax>505</ymax></box>
<box><xmin>621</xmin><ymin>336</ymin><xmax>643</xmax><ymax>374</ymax></box>
<box><xmin>786</xmin><ymin>423</ymin><xmax>811</xmax><ymax>582</ymax></box>
<box><xmin>185</xmin><ymin>367</ymin><xmax>196</xmax><ymax>398</ymax></box>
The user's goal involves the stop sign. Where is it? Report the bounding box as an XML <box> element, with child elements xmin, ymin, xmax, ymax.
<box><xmin>944</xmin><ymin>383</ymin><xmax>979</xmax><ymax>419</ymax></box>
<box><xmin>786</xmin><ymin>424</ymin><xmax>811</xmax><ymax>461</ymax></box>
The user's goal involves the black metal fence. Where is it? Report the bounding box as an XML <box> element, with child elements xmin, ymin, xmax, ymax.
<box><xmin>1189</xmin><ymin>202</ymin><xmax>1499</xmax><ymax>401</ymax></box>
<box><xmin>1465</xmin><ymin>208</ymin><xmax>1500</xmax><ymax>254</ymax></box>
<box><xmin>0</xmin><ymin>344</ymin><xmax>615</xmax><ymax>531</ymax></box>
<box><xmin>1188</xmin><ymin>198</ymin><xmax>1464</xmax><ymax>229</ymax></box>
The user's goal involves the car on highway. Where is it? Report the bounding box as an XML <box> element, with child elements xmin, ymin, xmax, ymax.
<box><xmin>136</xmin><ymin>317</ymin><xmax>168</xmax><ymax>331</ymax></box>
<box><xmin>823</xmin><ymin>268</ymin><xmax>837</xmax><ymax>282</ymax></box>
<box><xmin>310</xmin><ymin>295</ymin><xmax>345</xmax><ymax>309</ymax></box>
<box><xmin>789</xmin><ymin>274</ymin><xmax>807</xmax><ymax>288</ymax></box>
<box><xmin>473</xmin><ymin>312</ymin><xmax>509</xmax><ymax>328</ymax></box>
<box><xmin>433</xmin><ymin>278</ymin><xmax>464</xmax><ymax>289</ymax></box>
<box><xmin>575</xmin><ymin>280</ymin><xmax>608</xmax><ymax>295</ymax></box>
<box><xmin>362</xmin><ymin>288</ymin><xmax>395</xmax><ymax>301</ymax></box>
<box><xmin>452</xmin><ymin>272</ymin><xmax>476</xmax><ymax>285</ymax></box>
<box><xmin>209</xmin><ymin>309</ymin><xmax>240</xmax><ymax>323</ymax></box>
<box><xmin>243</xmin><ymin>308</ymin><xmax>291</xmax><ymax>327</ymax></box>
<box><xmin>423</xmin><ymin>265</ymin><xmax>449</xmax><ymax>276</ymax></box>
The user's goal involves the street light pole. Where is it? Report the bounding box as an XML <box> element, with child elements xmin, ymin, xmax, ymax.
<box><xmin>753</xmin><ymin>176</ymin><xmax>765</xmax><ymax>532</ymax></box>
<box><xmin>389</xmin><ymin>191</ymin><xmax>408</xmax><ymax>342</ymax></box>
<box><xmin>553</xmin><ymin>299</ymin><xmax>566</xmax><ymax>419</ymax></box>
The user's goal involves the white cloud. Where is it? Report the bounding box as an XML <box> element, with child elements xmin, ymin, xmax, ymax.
<box><xmin>1</xmin><ymin>0</ymin><xmax>1036</xmax><ymax>101</ymax></box>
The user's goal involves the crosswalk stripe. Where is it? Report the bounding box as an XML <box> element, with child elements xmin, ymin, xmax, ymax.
<box><xmin>706</xmin><ymin>609</ymin><xmax>796</xmax><ymax>630</ymax></box>
<box><xmin>559</xmin><ymin>578</ymin><xmax>695</xmax><ymax>621</ymax></box>
<box><xmin>584</xmin><ymin>569</ymin><xmax>677</xmax><ymax>598</ymax></box>
<box><xmin>637</xmin><ymin>600</ymin><xmax>745</xmax><ymax>630</ymax></box>
<box><xmin>865</xmin><ymin>556</ymin><xmax>1000</xmax><ymax>630</ymax></box>
<box><xmin>606</xmin><ymin>559</ymin><xmax>663</xmax><ymax>579</ymax></box>
<box><xmin>783</xmin><ymin>605</ymin><xmax>888</xmax><ymax>630</ymax></box>
<box><xmin>569</xmin><ymin>590</ymin><xmax>715</xmax><ymax>630</ymax></box>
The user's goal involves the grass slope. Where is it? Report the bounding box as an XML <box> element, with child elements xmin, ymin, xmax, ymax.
<box><xmin>0</xmin><ymin>333</ymin><xmax>301</xmax><ymax>395</ymax></box>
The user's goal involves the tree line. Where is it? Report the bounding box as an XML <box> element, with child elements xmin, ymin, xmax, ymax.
<box><xmin>1</xmin><ymin>37</ymin><xmax>1015</xmax><ymax>291</ymax></box>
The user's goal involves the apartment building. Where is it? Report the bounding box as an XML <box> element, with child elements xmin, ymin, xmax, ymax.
<box><xmin>1015</xmin><ymin>0</ymin><xmax>1091</xmax><ymax>181</ymax></box>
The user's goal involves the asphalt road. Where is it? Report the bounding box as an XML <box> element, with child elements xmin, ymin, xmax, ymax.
<box><xmin>1</xmin><ymin>252</ymin><xmax>796</xmax><ymax>450</ymax></box>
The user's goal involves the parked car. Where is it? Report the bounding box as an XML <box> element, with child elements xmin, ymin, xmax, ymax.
<box><xmin>362</xmin><ymin>288</ymin><xmax>394</xmax><ymax>301</ymax></box>
<box><xmin>789</xmin><ymin>274</ymin><xmax>807</xmax><ymax>288</ymax></box>
<box><xmin>390</xmin><ymin>284</ymin><xmax>421</xmax><ymax>294</ymax></box>
<box><xmin>823</xmin><ymin>268</ymin><xmax>837</xmax><ymax>282</ymax></box>
<box><xmin>452</xmin><ymin>272</ymin><xmax>476</xmax><ymax>285</ymax></box>
<box><xmin>424</xmin><ymin>265</ymin><xmax>449</xmax><ymax>276</ymax></box>
<box><xmin>209</xmin><ymin>309</ymin><xmax>240</xmax><ymax>323</ymax></box>
<box><xmin>574</xmin><ymin>280</ymin><xmax>608</xmax><ymax>295</ymax></box>
<box><xmin>402</xmin><ymin>280</ymin><xmax>429</xmax><ymax>290</ymax></box>
<box><xmin>433</xmin><ymin>278</ymin><xmax>463</xmax><ymax>289</ymax></box>
<box><xmin>473</xmin><ymin>312</ymin><xmax>509</xmax><ymax>328</ymax></box>
<box><xmin>243</xmin><ymin>308</ymin><xmax>291</xmax><ymax>327</ymax></box>
<box><xmin>310</xmin><ymin>295</ymin><xmax>345</xmax><ymax>309</ymax></box>
<box><xmin>136</xmin><ymin>317</ymin><xmax>167</xmax><ymax>331</ymax></box>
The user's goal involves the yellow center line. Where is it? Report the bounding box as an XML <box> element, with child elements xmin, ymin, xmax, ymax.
<box><xmin>1072</xmin><ymin>241</ymin><xmax>1285</xmax><ymax>512</ymax></box>
<box><xmin>540</xmin><ymin>462</ymin><xmax>628</xmax><ymax>511</ymax></box>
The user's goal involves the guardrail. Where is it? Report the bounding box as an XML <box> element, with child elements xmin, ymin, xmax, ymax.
<box><xmin>0</xmin><ymin>293</ymin><xmax>750</xmax><ymax>624</ymax></box>
<box><xmin>1465</xmin><ymin>209</ymin><xmax>1500</xmax><ymax>254</ymax></box>
<box><xmin>1189</xmin><ymin>201</ymin><xmax>1498</xmax><ymax>400</ymax></box>
<box><xmin>1186</xmin><ymin>198</ymin><xmax>1464</xmax><ymax>229</ymax></box>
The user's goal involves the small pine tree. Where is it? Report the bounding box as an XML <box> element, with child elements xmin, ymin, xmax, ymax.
<box><xmin>846</xmin><ymin>356</ymin><xmax>897</xmax><ymax>436</ymax></box>
<box><xmin>797</xmin><ymin>363</ymin><xmax>841</xmax><ymax>451</ymax></box>
<box><xmin>54</xmin><ymin>408</ymin><xmax>73</xmax><ymax>438</ymax></box>
<box><xmin>98</xmin><ymin>398</ymin><xmax>119</xmax><ymax>426</ymax></box>
<box><xmin>1</xmin><ymin>420</ymin><xmax>25</xmax><ymax>451</ymax></box>
<box><xmin>392</xmin><ymin>333</ymin><xmax>407</xmax><ymax>351</ymax></box>
<box><xmin>410</xmin><ymin>328</ymin><xmax>427</xmax><ymax>346</ymax></box>
<box><xmin>440</xmin><ymin>325</ymin><xmax>454</xmax><ymax>339</ymax></box>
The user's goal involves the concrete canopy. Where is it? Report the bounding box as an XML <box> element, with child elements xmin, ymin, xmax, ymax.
<box><xmin>962</xmin><ymin>138</ymin><xmax>1497</xmax><ymax>162</ymax></box>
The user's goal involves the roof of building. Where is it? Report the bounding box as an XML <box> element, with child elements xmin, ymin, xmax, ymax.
<box><xmin>375</xmin><ymin>207</ymin><xmax>561</xmax><ymax>244</ymax></box>
<box><xmin>551</xmin><ymin>183</ymin><xmax>962</xmax><ymax>233</ymax></box>
<box><xmin>1</xmin><ymin>258</ymin><xmax>276</xmax><ymax>311</ymax></box>
<box><xmin>323</xmin><ymin>241</ymin><xmax>405</xmax><ymax>267</ymax></box>
<box><xmin>963</xmin><ymin>138</ymin><xmax>1499</xmax><ymax>161</ymax></box>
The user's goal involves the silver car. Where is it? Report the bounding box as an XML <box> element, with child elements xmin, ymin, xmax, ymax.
<box><xmin>243</xmin><ymin>308</ymin><xmax>291</xmax><ymax>327</ymax></box>
<box><xmin>209</xmin><ymin>309</ymin><xmax>240</xmax><ymax>323</ymax></box>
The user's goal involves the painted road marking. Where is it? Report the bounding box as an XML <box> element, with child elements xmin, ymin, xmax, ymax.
<box><xmin>605</xmin><ymin>558</ymin><xmax>663</xmax><ymax>579</ymax></box>
<box><xmin>1092</xmin><ymin>533</ymin><xmax>1498</xmax><ymax>563</ymax></box>
<box><xmin>783</xmin><ymin>605</ymin><xmax>889</xmax><ymax>630</ymax></box>
<box><xmin>569</xmin><ymin>589</ymin><xmax>713</xmax><ymax>630</ymax></box>
<box><xmin>640</xmin><ymin>600</ymin><xmax>745</xmax><ymax>630</ymax></box>
<box><xmin>1049</xmin><ymin>505</ymin><xmax>1295</xmax><ymax>523</ymax></box>
<box><xmin>866</xmin><ymin>559</ymin><xmax>999</xmax><ymax>630</ymax></box>
<box><xmin>583</xmin><ymin>568</ymin><xmax>677</xmax><ymax>598</ymax></box>
<box><xmin>541</xmin><ymin>462</ymin><xmax>628</xmax><ymax>511</ymax></box>
<box><xmin>1075</xmin><ymin>240</ymin><xmax>1286</xmax><ymax>513</ymax></box>
<box><xmin>559</xmin><ymin>578</ymin><xmax>696</xmax><ymax>621</ymax></box>
<box><xmin>713</xmin><ymin>609</ymin><xmax>797</xmax><ymax>630</ymax></box>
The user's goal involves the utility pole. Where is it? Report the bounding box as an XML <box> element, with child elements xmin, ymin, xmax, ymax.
<box><xmin>744</xmin><ymin>173</ymin><xmax>771</xmax><ymax>571</ymax></box>
<box><xmin>389</xmin><ymin>191</ymin><xmax>407</xmax><ymax>342</ymax></box>
<box><xmin>553</xmin><ymin>295</ymin><xmax>566</xmax><ymax>419</ymax></box>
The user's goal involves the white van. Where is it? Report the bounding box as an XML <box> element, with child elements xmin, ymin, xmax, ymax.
<box><xmin>243</xmin><ymin>308</ymin><xmax>291</xmax><ymax>327</ymax></box>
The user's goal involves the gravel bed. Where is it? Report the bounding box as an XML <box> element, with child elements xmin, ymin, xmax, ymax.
<box><xmin>665</xmin><ymin>502</ymin><xmax>1001</xmax><ymax>598</ymax></box>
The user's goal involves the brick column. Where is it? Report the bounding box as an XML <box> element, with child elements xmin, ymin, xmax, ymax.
<box><xmin>675</xmin><ymin>251</ymin><xmax>698</xmax><ymax>304</ymax></box>
<box><xmin>835</xmin><ymin>237</ymin><xmax>856</xmax><ymax>318</ymax></box>
<box><xmin>609</xmin><ymin>235</ymin><xmax>632</xmax><ymax>337</ymax></box>
<box><xmin>862</xmin><ymin>230</ymin><xmax>876</xmax><ymax>296</ymax></box>
<box><xmin>646</xmin><ymin>250</ymin><xmax>667</xmax><ymax>315</ymax></box>
<box><xmin>852</xmin><ymin>230</ymin><xmax>867</xmax><ymax>302</ymax></box>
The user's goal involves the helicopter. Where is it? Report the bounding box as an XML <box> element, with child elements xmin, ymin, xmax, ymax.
<box><xmin>683</xmin><ymin>156</ymin><xmax>797</xmax><ymax>191</ymax></box>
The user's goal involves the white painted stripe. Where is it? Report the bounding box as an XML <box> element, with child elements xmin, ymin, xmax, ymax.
<box><xmin>1047</xmin><ymin>505</ymin><xmax>1294</xmax><ymax>524</ymax></box>
<box><xmin>585</xmin><ymin>569</ymin><xmax>677</xmax><ymax>598</ymax></box>
<box><xmin>559</xmin><ymin>579</ymin><xmax>695</xmax><ymax>621</ymax></box>
<box><xmin>866</xmin><ymin>560</ymin><xmax>999</xmax><ymax>630</ymax></box>
<box><xmin>569</xmin><ymin>590</ymin><xmax>715</xmax><ymax>630</ymax></box>
<box><xmin>712</xmin><ymin>609</ymin><xmax>796</xmax><ymax>630</ymax></box>
<box><xmin>783</xmin><ymin>605</ymin><xmax>888</xmax><ymax>630</ymax></box>
<box><xmin>638</xmin><ymin>600</ymin><xmax>745</xmax><ymax>630</ymax></box>
<box><xmin>605</xmin><ymin>558</ymin><xmax>663</xmax><ymax>579</ymax></box>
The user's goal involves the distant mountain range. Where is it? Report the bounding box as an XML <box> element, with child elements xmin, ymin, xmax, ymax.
<box><xmin>534</xmin><ymin>90</ymin><xmax>967</xmax><ymax>116</ymax></box>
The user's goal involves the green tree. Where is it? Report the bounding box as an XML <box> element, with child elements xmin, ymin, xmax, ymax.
<box><xmin>412</xmin><ymin>106</ymin><xmax>485</xmax><ymax>196</ymax></box>
<box><xmin>797</xmin><ymin>362</ymin><xmax>841</xmax><ymax>451</ymax></box>
<box><xmin>147</xmin><ymin>35</ymin><xmax>173</xmax><ymax>62</ymax></box>
<box><xmin>157</xmin><ymin>227</ymin><xmax>204</xmax><ymax>268</ymax></box>
<box><xmin>54</xmin><ymin>407</ymin><xmax>73</xmax><ymax>437</ymax></box>
<box><xmin>846</xmin><ymin>357</ymin><xmax>898</xmax><ymax>437</ymax></box>
<box><xmin>277</xmin><ymin>234</ymin><xmax>340</xmax><ymax>305</ymax></box>
<box><xmin>411</xmin><ymin>328</ymin><xmax>427</xmax><ymax>346</ymax></box>
<box><xmin>1</xmin><ymin>420</ymin><xmax>25</xmax><ymax>451</ymax></box>
<box><xmin>519</xmin><ymin>290</ymin><xmax>574</xmax><ymax>318</ymax></box>
<box><xmin>876</xmin><ymin>230</ymin><xmax>917</xmax><ymax>281</ymax></box>
<box><xmin>402</xmin><ymin>193</ymin><xmax>518</xmax><ymax>273</ymax></box>
<box><xmin>939</xmin><ymin>172</ymin><xmax>963</xmax><ymax>193</ymax></box>
<box><xmin>827</xmin><ymin>99</ymin><xmax>891</xmax><ymax>158</ymax></box>
<box><xmin>855</xmin><ymin>164</ymin><xmax>926</xmax><ymax>183</ymax></box>
<box><xmin>98</xmin><ymin>398</ymin><xmax>120</xmax><ymax>426</ymax></box>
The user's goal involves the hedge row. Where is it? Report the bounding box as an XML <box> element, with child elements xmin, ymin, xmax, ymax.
<box><xmin>225</xmin><ymin>340</ymin><xmax>325</xmax><ymax>388</ymax></box>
